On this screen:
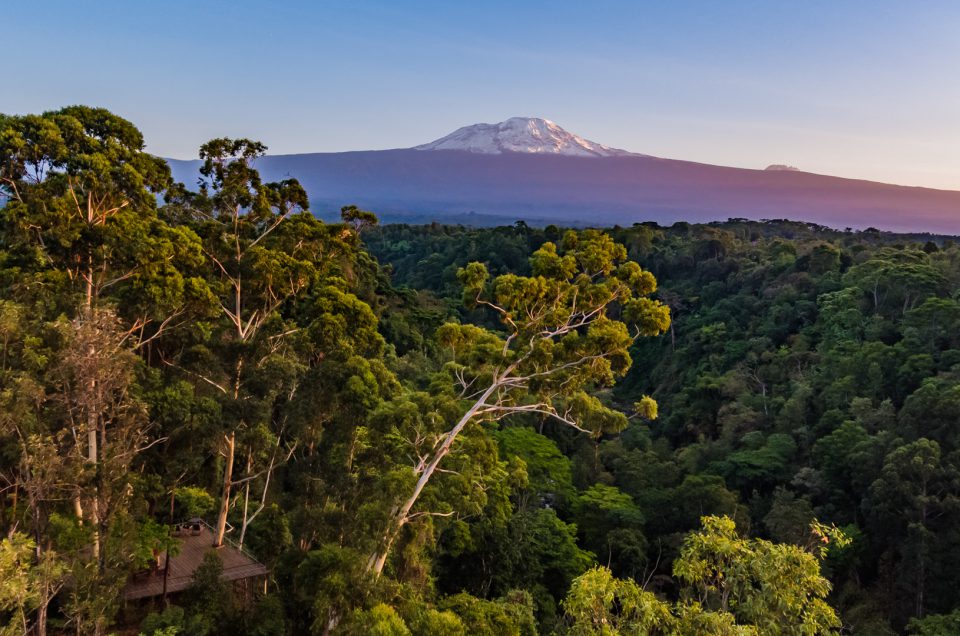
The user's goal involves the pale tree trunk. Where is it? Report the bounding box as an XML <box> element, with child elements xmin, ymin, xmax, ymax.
<box><xmin>73</xmin><ymin>497</ymin><xmax>84</xmax><ymax>525</ymax></box>
<box><xmin>214</xmin><ymin>431</ymin><xmax>235</xmax><ymax>547</ymax></box>
<box><xmin>321</xmin><ymin>612</ymin><xmax>340</xmax><ymax>636</ymax></box>
<box><xmin>367</xmin><ymin>382</ymin><xmax>499</xmax><ymax>576</ymax></box>
<box><xmin>36</xmin><ymin>603</ymin><xmax>48</xmax><ymax>636</ymax></box>
<box><xmin>238</xmin><ymin>446</ymin><xmax>280</xmax><ymax>550</ymax></box>
<box><xmin>215</xmin><ymin>358</ymin><xmax>244</xmax><ymax>547</ymax></box>
<box><xmin>240</xmin><ymin>451</ymin><xmax>252</xmax><ymax>549</ymax></box>
<box><xmin>88</xmin><ymin>408</ymin><xmax>100</xmax><ymax>564</ymax></box>
<box><xmin>85</xmin><ymin>258</ymin><xmax>101</xmax><ymax>563</ymax></box>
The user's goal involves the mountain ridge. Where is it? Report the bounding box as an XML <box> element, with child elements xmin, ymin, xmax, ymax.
<box><xmin>166</xmin><ymin>119</ymin><xmax>960</xmax><ymax>234</ymax></box>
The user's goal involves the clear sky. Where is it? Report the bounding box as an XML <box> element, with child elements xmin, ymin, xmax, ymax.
<box><xmin>6</xmin><ymin>1</ymin><xmax>960</xmax><ymax>189</ymax></box>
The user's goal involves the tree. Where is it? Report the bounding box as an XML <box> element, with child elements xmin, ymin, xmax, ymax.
<box><xmin>843</xmin><ymin>249</ymin><xmax>947</xmax><ymax>316</ymax></box>
<box><xmin>908</xmin><ymin>608</ymin><xmax>960</xmax><ymax>635</ymax></box>
<box><xmin>0</xmin><ymin>108</ymin><xmax>201</xmax><ymax>563</ymax></box>
<box><xmin>494</xmin><ymin>426</ymin><xmax>575</xmax><ymax>510</ymax></box>
<box><xmin>186</xmin><ymin>138</ymin><xmax>307</xmax><ymax>546</ymax></box>
<box><xmin>367</xmin><ymin>230</ymin><xmax>670</xmax><ymax>576</ymax></box>
<box><xmin>674</xmin><ymin>516</ymin><xmax>841</xmax><ymax>634</ymax></box>
<box><xmin>0</xmin><ymin>533</ymin><xmax>66</xmax><ymax>636</ymax></box>
<box><xmin>438</xmin><ymin>591</ymin><xmax>537</xmax><ymax>636</ymax></box>
<box><xmin>865</xmin><ymin>439</ymin><xmax>960</xmax><ymax>621</ymax></box>
<box><xmin>562</xmin><ymin>565</ymin><xmax>675</xmax><ymax>635</ymax></box>
<box><xmin>563</xmin><ymin>516</ymin><xmax>842</xmax><ymax>635</ymax></box>
<box><xmin>0</xmin><ymin>107</ymin><xmax>203</xmax><ymax>635</ymax></box>
<box><xmin>169</xmin><ymin>138</ymin><xmax>362</xmax><ymax>548</ymax></box>
<box><xmin>340</xmin><ymin>205</ymin><xmax>379</xmax><ymax>234</ymax></box>
<box><xmin>573</xmin><ymin>484</ymin><xmax>645</xmax><ymax>576</ymax></box>
<box><xmin>817</xmin><ymin>288</ymin><xmax>865</xmax><ymax>347</ymax></box>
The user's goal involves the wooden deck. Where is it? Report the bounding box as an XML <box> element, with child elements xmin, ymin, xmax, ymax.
<box><xmin>123</xmin><ymin>523</ymin><xmax>267</xmax><ymax>601</ymax></box>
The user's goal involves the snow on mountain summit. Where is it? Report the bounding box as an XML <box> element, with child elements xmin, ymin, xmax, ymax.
<box><xmin>413</xmin><ymin>117</ymin><xmax>639</xmax><ymax>157</ymax></box>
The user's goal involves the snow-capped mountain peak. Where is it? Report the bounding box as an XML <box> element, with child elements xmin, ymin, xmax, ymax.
<box><xmin>413</xmin><ymin>117</ymin><xmax>640</xmax><ymax>157</ymax></box>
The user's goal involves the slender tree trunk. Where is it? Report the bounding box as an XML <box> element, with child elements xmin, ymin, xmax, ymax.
<box><xmin>367</xmin><ymin>524</ymin><xmax>397</xmax><ymax>576</ymax></box>
<box><xmin>162</xmin><ymin>489</ymin><xmax>174</xmax><ymax>606</ymax></box>
<box><xmin>36</xmin><ymin>602</ymin><xmax>48</xmax><ymax>636</ymax></box>
<box><xmin>239</xmin><ymin>451</ymin><xmax>252</xmax><ymax>549</ymax></box>
<box><xmin>321</xmin><ymin>611</ymin><xmax>341</xmax><ymax>636</ymax></box>
<box><xmin>73</xmin><ymin>497</ymin><xmax>83</xmax><ymax>524</ymax></box>
<box><xmin>367</xmin><ymin>381</ymin><xmax>499</xmax><ymax>576</ymax></box>
<box><xmin>917</xmin><ymin>493</ymin><xmax>928</xmax><ymax>619</ymax></box>
<box><xmin>85</xmin><ymin>261</ymin><xmax>101</xmax><ymax>563</ymax></box>
<box><xmin>96</xmin><ymin>417</ymin><xmax>107</xmax><ymax>572</ymax></box>
<box><xmin>214</xmin><ymin>431</ymin><xmax>235</xmax><ymax>547</ymax></box>
<box><xmin>216</xmin><ymin>358</ymin><xmax>244</xmax><ymax>547</ymax></box>
<box><xmin>239</xmin><ymin>446</ymin><xmax>278</xmax><ymax>550</ymax></box>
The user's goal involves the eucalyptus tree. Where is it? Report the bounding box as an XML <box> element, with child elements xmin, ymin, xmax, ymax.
<box><xmin>0</xmin><ymin>106</ymin><xmax>194</xmax><ymax>536</ymax></box>
<box><xmin>367</xmin><ymin>230</ymin><xmax>670</xmax><ymax>576</ymax></box>
<box><xmin>0</xmin><ymin>106</ymin><xmax>204</xmax><ymax>634</ymax></box>
<box><xmin>172</xmin><ymin>138</ymin><xmax>367</xmax><ymax>547</ymax></box>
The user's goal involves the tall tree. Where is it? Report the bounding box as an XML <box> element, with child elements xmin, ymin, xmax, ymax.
<box><xmin>0</xmin><ymin>107</ymin><xmax>200</xmax><ymax>635</ymax></box>
<box><xmin>367</xmin><ymin>230</ymin><xmax>670</xmax><ymax>576</ymax></box>
<box><xmin>866</xmin><ymin>439</ymin><xmax>960</xmax><ymax>621</ymax></box>
<box><xmin>172</xmin><ymin>138</ymin><xmax>366</xmax><ymax>547</ymax></box>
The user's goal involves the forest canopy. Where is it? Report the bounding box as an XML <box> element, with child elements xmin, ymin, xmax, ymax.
<box><xmin>1</xmin><ymin>108</ymin><xmax>958</xmax><ymax>635</ymax></box>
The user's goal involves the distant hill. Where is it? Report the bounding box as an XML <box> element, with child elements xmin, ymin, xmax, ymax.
<box><xmin>167</xmin><ymin>117</ymin><xmax>960</xmax><ymax>233</ymax></box>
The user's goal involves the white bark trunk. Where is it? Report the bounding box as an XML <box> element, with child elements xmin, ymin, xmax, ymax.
<box><xmin>367</xmin><ymin>381</ymin><xmax>499</xmax><ymax>576</ymax></box>
<box><xmin>214</xmin><ymin>431</ymin><xmax>235</xmax><ymax>547</ymax></box>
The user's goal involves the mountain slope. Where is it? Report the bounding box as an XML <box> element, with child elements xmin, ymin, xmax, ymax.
<box><xmin>167</xmin><ymin>119</ymin><xmax>960</xmax><ymax>234</ymax></box>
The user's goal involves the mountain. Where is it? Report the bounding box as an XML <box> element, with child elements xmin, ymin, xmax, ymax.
<box><xmin>167</xmin><ymin>118</ymin><xmax>960</xmax><ymax>234</ymax></box>
<box><xmin>413</xmin><ymin>117</ymin><xmax>638</xmax><ymax>157</ymax></box>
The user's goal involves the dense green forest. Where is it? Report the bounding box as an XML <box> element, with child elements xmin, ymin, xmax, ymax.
<box><xmin>2</xmin><ymin>108</ymin><xmax>960</xmax><ymax>636</ymax></box>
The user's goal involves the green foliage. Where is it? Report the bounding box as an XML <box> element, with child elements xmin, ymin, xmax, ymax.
<box><xmin>10</xmin><ymin>106</ymin><xmax>960</xmax><ymax>635</ymax></box>
<box><xmin>495</xmin><ymin>427</ymin><xmax>576</xmax><ymax>508</ymax></box>
<box><xmin>0</xmin><ymin>533</ymin><xmax>65</xmax><ymax>636</ymax></box>
<box><xmin>131</xmin><ymin>518</ymin><xmax>180</xmax><ymax>571</ymax></box>
<box><xmin>345</xmin><ymin>603</ymin><xmax>411</xmax><ymax>636</ymax></box>
<box><xmin>573</xmin><ymin>485</ymin><xmax>645</xmax><ymax>575</ymax></box>
<box><xmin>564</xmin><ymin>515</ymin><xmax>840</xmax><ymax>635</ymax></box>
<box><xmin>908</xmin><ymin>609</ymin><xmax>960</xmax><ymax>635</ymax></box>
<box><xmin>246</xmin><ymin>594</ymin><xmax>289</xmax><ymax>636</ymax></box>
<box><xmin>562</xmin><ymin>566</ymin><xmax>673</xmax><ymax>635</ymax></box>
<box><xmin>439</xmin><ymin>591</ymin><xmax>537</xmax><ymax>636</ymax></box>
<box><xmin>184</xmin><ymin>552</ymin><xmax>234</xmax><ymax>636</ymax></box>
<box><xmin>674</xmin><ymin>516</ymin><xmax>840</xmax><ymax>634</ymax></box>
<box><xmin>175</xmin><ymin>486</ymin><xmax>217</xmax><ymax>519</ymax></box>
<box><xmin>140</xmin><ymin>606</ymin><xmax>185</xmax><ymax>636</ymax></box>
<box><xmin>365</xmin><ymin>218</ymin><xmax>960</xmax><ymax>632</ymax></box>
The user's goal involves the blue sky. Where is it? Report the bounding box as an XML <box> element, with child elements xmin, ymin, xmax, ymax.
<box><xmin>6</xmin><ymin>1</ymin><xmax>960</xmax><ymax>188</ymax></box>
